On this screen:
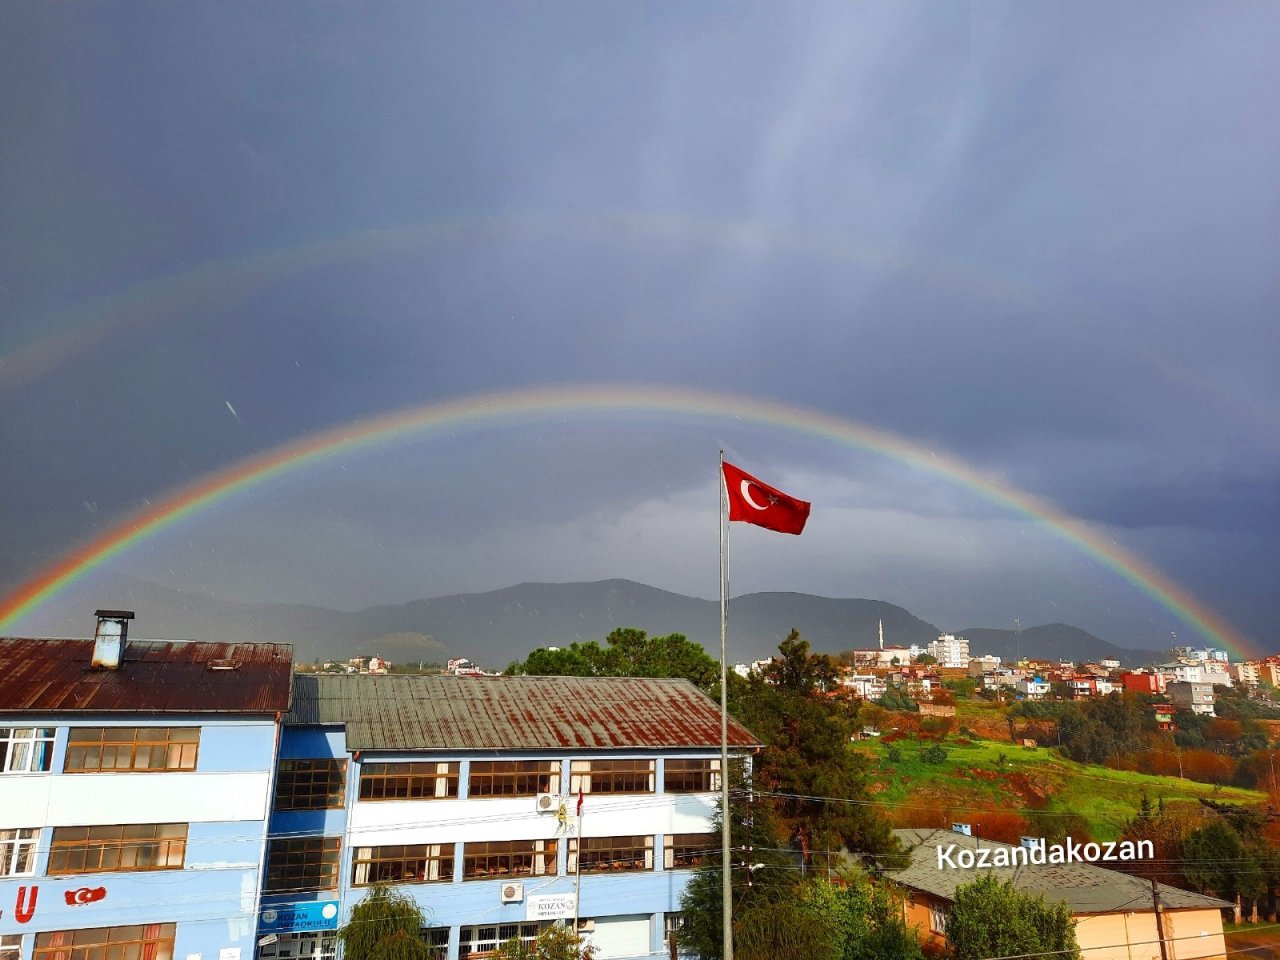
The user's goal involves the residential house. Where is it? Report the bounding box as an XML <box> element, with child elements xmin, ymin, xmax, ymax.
<box><xmin>1016</xmin><ymin>677</ymin><xmax>1050</xmax><ymax>701</ymax></box>
<box><xmin>888</xmin><ymin>828</ymin><xmax>1229</xmax><ymax>960</ymax></box>
<box><xmin>260</xmin><ymin>674</ymin><xmax>760</xmax><ymax>960</ymax></box>
<box><xmin>1168</xmin><ymin>681</ymin><xmax>1216</xmax><ymax>717</ymax></box>
<box><xmin>1</xmin><ymin>611</ymin><xmax>292</xmax><ymax>960</ymax></box>
<box><xmin>1120</xmin><ymin>671</ymin><xmax>1166</xmax><ymax>695</ymax></box>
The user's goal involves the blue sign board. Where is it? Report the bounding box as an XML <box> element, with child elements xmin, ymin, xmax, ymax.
<box><xmin>260</xmin><ymin>901</ymin><xmax>341</xmax><ymax>933</ymax></box>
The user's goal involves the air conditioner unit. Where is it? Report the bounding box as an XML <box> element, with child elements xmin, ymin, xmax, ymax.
<box><xmin>576</xmin><ymin>920</ymin><xmax>595</xmax><ymax>933</ymax></box>
<box><xmin>501</xmin><ymin>882</ymin><xmax>525</xmax><ymax>904</ymax></box>
<box><xmin>535</xmin><ymin>793</ymin><xmax>558</xmax><ymax>813</ymax></box>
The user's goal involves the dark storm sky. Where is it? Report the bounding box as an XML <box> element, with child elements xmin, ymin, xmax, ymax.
<box><xmin>2</xmin><ymin>3</ymin><xmax>1277</xmax><ymax>652</ymax></box>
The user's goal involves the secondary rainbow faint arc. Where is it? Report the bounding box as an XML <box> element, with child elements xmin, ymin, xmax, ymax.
<box><xmin>0</xmin><ymin>384</ymin><xmax>1257</xmax><ymax>658</ymax></box>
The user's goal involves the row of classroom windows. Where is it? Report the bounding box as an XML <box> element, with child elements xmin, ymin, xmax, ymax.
<box><xmin>276</xmin><ymin>758</ymin><xmax>721</xmax><ymax>809</ymax></box>
<box><xmin>265</xmin><ymin>833</ymin><xmax>716</xmax><ymax>892</ymax></box>
<box><xmin>3</xmin><ymin>826</ymin><xmax>714</xmax><ymax>886</ymax></box>
<box><xmin>0</xmin><ymin>728</ymin><xmax>199</xmax><ymax>775</ymax></box>
<box><xmin>1</xmin><ymin>729</ymin><xmax>721</xmax><ymax>802</ymax></box>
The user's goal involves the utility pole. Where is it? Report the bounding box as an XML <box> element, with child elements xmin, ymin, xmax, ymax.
<box><xmin>1151</xmin><ymin>876</ymin><xmax>1170</xmax><ymax>960</ymax></box>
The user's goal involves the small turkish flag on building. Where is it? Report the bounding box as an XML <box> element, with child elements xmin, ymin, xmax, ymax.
<box><xmin>577</xmin><ymin>784</ymin><xmax>585</xmax><ymax>817</ymax></box>
<box><xmin>722</xmin><ymin>461</ymin><xmax>810</xmax><ymax>535</ymax></box>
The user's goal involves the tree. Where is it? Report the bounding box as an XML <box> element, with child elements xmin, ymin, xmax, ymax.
<box><xmin>1183</xmin><ymin>818</ymin><xmax>1265</xmax><ymax>903</ymax></box>
<box><xmin>505</xmin><ymin>628</ymin><xmax>722</xmax><ymax>694</ymax></box>
<box><xmin>736</xmin><ymin>633</ymin><xmax>896</xmax><ymax>864</ymax></box>
<box><xmin>495</xmin><ymin>924</ymin><xmax>595</xmax><ymax>960</ymax></box>
<box><xmin>338</xmin><ymin>884</ymin><xmax>435</xmax><ymax>960</ymax></box>
<box><xmin>678</xmin><ymin>761</ymin><xmax>797</xmax><ymax>960</ymax></box>
<box><xmin>914</xmin><ymin>653</ymin><xmax>937</xmax><ymax>665</ymax></box>
<box><xmin>944</xmin><ymin>874</ymin><xmax>1079</xmax><ymax>960</ymax></box>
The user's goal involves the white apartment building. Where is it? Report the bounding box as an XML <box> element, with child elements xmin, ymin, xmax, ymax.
<box><xmin>926</xmin><ymin>635</ymin><xmax>969</xmax><ymax>669</ymax></box>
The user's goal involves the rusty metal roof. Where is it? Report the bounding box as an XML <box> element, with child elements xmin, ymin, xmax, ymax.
<box><xmin>0</xmin><ymin>638</ymin><xmax>294</xmax><ymax>714</ymax></box>
<box><xmin>288</xmin><ymin>674</ymin><xmax>761</xmax><ymax>752</ymax></box>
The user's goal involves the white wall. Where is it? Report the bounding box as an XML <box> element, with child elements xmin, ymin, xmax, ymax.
<box><xmin>2</xmin><ymin>771</ymin><xmax>272</xmax><ymax>827</ymax></box>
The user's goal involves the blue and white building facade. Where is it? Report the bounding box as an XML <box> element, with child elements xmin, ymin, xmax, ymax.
<box><xmin>1</xmin><ymin>613</ymin><xmax>293</xmax><ymax>960</ymax></box>
<box><xmin>262</xmin><ymin>674</ymin><xmax>760</xmax><ymax>960</ymax></box>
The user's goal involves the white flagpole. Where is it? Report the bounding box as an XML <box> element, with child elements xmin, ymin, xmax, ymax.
<box><xmin>719</xmin><ymin>450</ymin><xmax>733</xmax><ymax>960</ymax></box>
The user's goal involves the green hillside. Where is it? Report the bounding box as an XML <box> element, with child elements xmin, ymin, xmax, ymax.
<box><xmin>857</xmin><ymin>735</ymin><xmax>1267</xmax><ymax>841</ymax></box>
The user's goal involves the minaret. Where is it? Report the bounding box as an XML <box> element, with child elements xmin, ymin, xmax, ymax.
<box><xmin>879</xmin><ymin>618</ymin><xmax>884</xmax><ymax>651</ymax></box>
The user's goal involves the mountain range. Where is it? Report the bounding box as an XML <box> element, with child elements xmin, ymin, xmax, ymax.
<box><xmin>26</xmin><ymin>574</ymin><xmax>1171</xmax><ymax>668</ymax></box>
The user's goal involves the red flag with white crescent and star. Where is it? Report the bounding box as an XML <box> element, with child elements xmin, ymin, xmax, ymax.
<box><xmin>722</xmin><ymin>461</ymin><xmax>810</xmax><ymax>535</ymax></box>
<box><xmin>577</xmin><ymin>784</ymin><xmax>584</xmax><ymax>817</ymax></box>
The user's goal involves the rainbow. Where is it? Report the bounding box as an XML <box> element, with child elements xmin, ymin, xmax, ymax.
<box><xmin>0</xmin><ymin>212</ymin><xmax>1034</xmax><ymax>389</ymax></box>
<box><xmin>0</xmin><ymin>384</ymin><xmax>1258</xmax><ymax>658</ymax></box>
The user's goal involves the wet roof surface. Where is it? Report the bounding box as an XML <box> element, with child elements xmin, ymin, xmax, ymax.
<box><xmin>0</xmin><ymin>638</ymin><xmax>294</xmax><ymax>713</ymax></box>
<box><xmin>288</xmin><ymin>673</ymin><xmax>761</xmax><ymax>752</ymax></box>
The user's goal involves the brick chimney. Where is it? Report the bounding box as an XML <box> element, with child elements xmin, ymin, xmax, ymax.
<box><xmin>92</xmin><ymin>610</ymin><xmax>134</xmax><ymax>670</ymax></box>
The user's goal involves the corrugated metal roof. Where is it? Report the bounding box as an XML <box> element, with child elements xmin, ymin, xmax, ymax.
<box><xmin>0</xmin><ymin>638</ymin><xmax>294</xmax><ymax>714</ymax></box>
<box><xmin>288</xmin><ymin>674</ymin><xmax>762</xmax><ymax>752</ymax></box>
<box><xmin>890</xmin><ymin>828</ymin><xmax>1231</xmax><ymax>914</ymax></box>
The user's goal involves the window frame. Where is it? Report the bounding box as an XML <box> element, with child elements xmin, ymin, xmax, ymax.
<box><xmin>663</xmin><ymin>758</ymin><xmax>721</xmax><ymax>793</ymax></box>
<box><xmin>929</xmin><ymin>904</ymin><xmax>948</xmax><ymax>934</ymax></box>
<box><xmin>0</xmin><ymin>934</ymin><xmax>21</xmax><ymax>960</ymax></box>
<box><xmin>63</xmin><ymin>727</ymin><xmax>199</xmax><ymax>774</ymax></box>
<box><xmin>351</xmin><ymin>843</ymin><xmax>454</xmax><ymax>886</ymax></box>
<box><xmin>358</xmin><ymin>762</ymin><xmax>459</xmax><ymax>801</ymax></box>
<box><xmin>568</xmin><ymin>835</ymin><xmax>654</xmax><ymax>874</ymax></box>
<box><xmin>0</xmin><ymin>727</ymin><xmax>55</xmax><ymax>774</ymax></box>
<box><xmin>48</xmin><ymin>823</ymin><xmax>187</xmax><ymax>875</ymax></box>
<box><xmin>467</xmin><ymin>760</ymin><xmax>561</xmax><ymax>798</ymax></box>
<box><xmin>34</xmin><ymin>924</ymin><xmax>177</xmax><ymax>960</ymax></box>
<box><xmin>458</xmin><ymin>922</ymin><xmax>555</xmax><ymax>959</ymax></box>
<box><xmin>569</xmin><ymin>759</ymin><xmax>655</xmax><ymax>795</ymax></box>
<box><xmin>0</xmin><ymin>829</ymin><xmax>37</xmax><ymax>878</ymax></box>
<box><xmin>663</xmin><ymin>832</ymin><xmax>715</xmax><ymax>870</ymax></box>
<box><xmin>461</xmin><ymin>839</ymin><xmax>557</xmax><ymax>880</ymax></box>
<box><xmin>265</xmin><ymin>837</ymin><xmax>342</xmax><ymax>893</ymax></box>
<box><xmin>274</xmin><ymin>759</ymin><xmax>348</xmax><ymax>811</ymax></box>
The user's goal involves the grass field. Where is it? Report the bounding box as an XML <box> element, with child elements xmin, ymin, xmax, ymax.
<box><xmin>855</xmin><ymin>735</ymin><xmax>1266</xmax><ymax>841</ymax></box>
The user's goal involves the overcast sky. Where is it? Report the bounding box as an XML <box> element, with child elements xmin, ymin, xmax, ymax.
<box><xmin>2</xmin><ymin>3</ymin><xmax>1277</xmax><ymax>654</ymax></box>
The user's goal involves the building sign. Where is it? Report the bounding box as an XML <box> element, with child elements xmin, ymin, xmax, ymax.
<box><xmin>525</xmin><ymin>894</ymin><xmax>575</xmax><ymax>921</ymax></box>
<box><xmin>260</xmin><ymin>901</ymin><xmax>341</xmax><ymax>933</ymax></box>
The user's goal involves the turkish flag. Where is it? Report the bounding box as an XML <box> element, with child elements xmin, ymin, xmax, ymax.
<box><xmin>722</xmin><ymin>461</ymin><xmax>810</xmax><ymax>535</ymax></box>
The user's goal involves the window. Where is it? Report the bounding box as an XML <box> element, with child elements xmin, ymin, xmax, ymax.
<box><xmin>34</xmin><ymin>924</ymin><xmax>176</xmax><ymax>960</ymax></box>
<box><xmin>568</xmin><ymin>836</ymin><xmax>653</xmax><ymax>873</ymax></box>
<box><xmin>1</xmin><ymin>935</ymin><xmax>20</xmax><ymax>960</ymax></box>
<box><xmin>459</xmin><ymin>922</ymin><xmax>555</xmax><ymax>959</ymax></box>
<box><xmin>255</xmin><ymin>932</ymin><xmax>337</xmax><ymax>960</ymax></box>
<box><xmin>468</xmin><ymin>760</ymin><xmax>560</xmax><ymax>798</ymax></box>
<box><xmin>663</xmin><ymin>833</ymin><xmax>715</xmax><ymax>870</ymax></box>
<box><xmin>461</xmin><ymin>840</ymin><xmax>557</xmax><ymax>880</ymax></box>
<box><xmin>929</xmin><ymin>905</ymin><xmax>947</xmax><ymax>934</ymax></box>
<box><xmin>1</xmin><ymin>728</ymin><xmax>55</xmax><ymax>774</ymax></box>
<box><xmin>64</xmin><ymin>728</ymin><xmax>198</xmax><ymax>773</ymax></box>
<box><xmin>265</xmin><ymin>837</ymin><xmax>342</xmax><ymax>892</ymax></box>
<box><xmin>423</xmin><ymin>928</ymin><xmax>449</xmax><ymax>960</ymax></box>
<box><xmin>664</xmin><ymin>914</ymin><xmax>685</xmax><ymax>947</ymax></box>
<box><xmin>358</xmin><ymin>762</ymin><xmax>459</xmax><ymax>801</ymax></box>
<box><xmin>352</xmin><ymin>844</ymin><xmax>454</xmax><ymax>885</ymax></box>
<box><xmin>664</xmin><ymin>758</ymin><xmax>721</xmax><ymax>792</ymax></box>
<box><xmin>0</xmin><ymin>829</ymin><xmax>37</xmax><ymax>877</ymax></box>
<box><xmin>275</xmin><ymin>759</ymin><xmax>347</xmax><ymax>810</ymax></box>
<box><xmin>48</xmin><ymin>824</ymin><xmax>187</xmax><ymax>874</ymax></box>
<box><xmin>569</xmin><ymin>759</ymin><xmax>654</xmax><ymax>794</ymax></box>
